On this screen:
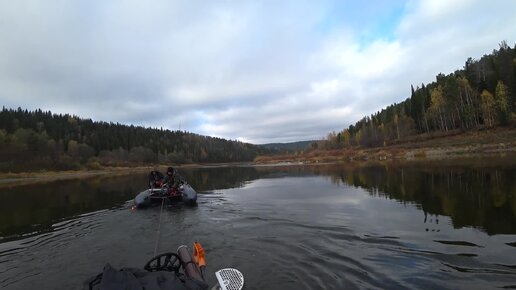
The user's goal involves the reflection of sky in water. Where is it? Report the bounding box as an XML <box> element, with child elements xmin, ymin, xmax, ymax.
<box><xmin>226</xmin><ymin>175</ymin><xmax>516</xmax><ymax>267</ymax></box>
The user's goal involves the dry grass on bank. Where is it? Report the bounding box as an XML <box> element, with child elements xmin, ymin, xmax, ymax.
<box><xmin>255</xmin><ymin>127</ymin><xmax>516</xmax><ymax>164</ymax></box>
<box><xmin>0</xmin><ymin>166</ymin><xmax>156</xmax><ymax>187</ymax></box>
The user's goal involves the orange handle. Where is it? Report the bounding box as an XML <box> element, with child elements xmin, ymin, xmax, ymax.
<box><xmin>193</xmin><ymin>242</ymin><xmax>206</xmax><ymax>267</ymax></box>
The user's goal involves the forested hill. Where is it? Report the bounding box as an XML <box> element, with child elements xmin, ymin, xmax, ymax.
<box><xmin>261</xmin><ymin>140</ymin><xmax>315</xmax><ymax>152</ymax></box>
<box><xmin>318</xmin><ymin>41</ymin><xmax>516</xmax><ymax>149</ymax></box>
<box><xmin>0</xmin><ymin>108</ymin><xmax>274</xmax><ymax>172</ymax></box>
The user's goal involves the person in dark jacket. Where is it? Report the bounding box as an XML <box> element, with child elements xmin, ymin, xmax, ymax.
<box><xmin>163</xmin><ymin>167</ymin><xmax>183</xmax><ymax>195</ymax></box>
<box><xmin>149</xmin><ymin>170</ymin><xmax>165</xmax><ymax>189</ymax></box>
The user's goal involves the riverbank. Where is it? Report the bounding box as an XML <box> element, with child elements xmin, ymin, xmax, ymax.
<box><xmin>3</xmin><ymin>127</ymin><xmax>515</xmax><ymax>186</ymax></box>
<box><xmin>255</xmin><ymin>127</ymin><xmax>516</xmax><ymax>164</ymax></box>
<box><xmin>0</xmin><ymin>166</ymin><xmax>155</xmax><ymax>188</ymax></box>
<box><xmin>0</xmin><ymin>163</ymin><xmax>254</xmax><ymax>187</ymax></box>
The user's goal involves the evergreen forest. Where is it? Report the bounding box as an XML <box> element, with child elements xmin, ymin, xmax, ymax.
<box><xmin>318</xmin><ymin>41</ymin><xmax>516</xmax><ymax>149</ymax></box>
<box><xmin>0</xmin><ymin>108</ymin><xmax>273</xmax><ymax>172</ymax></box>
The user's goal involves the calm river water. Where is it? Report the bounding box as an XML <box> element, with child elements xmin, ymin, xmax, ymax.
<box><xmin>1</xmin><ymin>160</ymin><xmax>516</xmax><ymax>289</ymax></box>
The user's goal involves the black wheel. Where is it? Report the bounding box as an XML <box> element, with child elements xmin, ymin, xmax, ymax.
<box><xmin>144</xmin><ymin>252</ymin><xmax>181</xmax><ymax>273</ymax></box>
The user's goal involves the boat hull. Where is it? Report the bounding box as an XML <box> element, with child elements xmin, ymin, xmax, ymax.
<box><xmin>134</xmin><ymin>184</ymin><xmax>197</xmax><ymax>208</ymax></box>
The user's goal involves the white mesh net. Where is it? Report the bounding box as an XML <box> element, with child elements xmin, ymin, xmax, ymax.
<box><xmin>215</xmin><ymin>268</ymin><xmax>244</xmax><ymax>290</ymax></box>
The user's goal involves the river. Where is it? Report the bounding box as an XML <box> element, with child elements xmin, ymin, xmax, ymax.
<box><xmin>1</xmin><ymin>160</ymin><xmax>515</xmax><ymax>289</ymax></box>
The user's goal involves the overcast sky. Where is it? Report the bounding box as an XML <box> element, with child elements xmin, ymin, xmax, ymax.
<box><xmin>1</xmin><ymin>0</ymin><xmax>516</xmax><ymax>144</ymax></box>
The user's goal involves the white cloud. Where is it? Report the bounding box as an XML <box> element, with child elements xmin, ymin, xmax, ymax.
<box><xmin>0</xmin><ymin>0</ymin><xmax>516</xmax><ymax>144</ymax></box>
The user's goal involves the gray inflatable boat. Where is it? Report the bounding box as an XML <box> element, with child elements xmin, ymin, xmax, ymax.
<box><xmin>134</xmin><ymin>184</ymin><xmax>197</xmax><ymax>208</ymax></box>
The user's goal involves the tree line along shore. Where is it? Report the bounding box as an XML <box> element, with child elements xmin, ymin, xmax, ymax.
<box><xmin>0</xmin><ymin>107</ymin><xmax>273</xmax><ymax>173</ymax></box>
<box><xmin>254</xmin><ymin>126</ymin><xmax>516</xmax><ymax>164</ymax></box>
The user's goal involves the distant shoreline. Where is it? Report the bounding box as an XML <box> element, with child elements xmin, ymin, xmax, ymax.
<box><xmin>0</xmin><ymin>166</ymin><xmax>151</xmax><ymax>188</ymax></box>
<box><xmin>2</xmin><ymin>127</ymin><xmax>516</xmax><ymax>187</ymax></box>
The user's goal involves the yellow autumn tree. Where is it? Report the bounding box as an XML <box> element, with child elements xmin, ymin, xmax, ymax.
<box><xmin>495</xmin><ymin>81</ymin><xmax>510</xmax><ymax>124</ymax></box>
<box><xmin>340</xmin><ymin>130</ymin><xmax>350</xmax><ymax>147</ymax></box>
<box><xmin>429</xmin><ymin>85</ymin><xmax>446</xmax><ymax>131</ymax></box>
<box><xmin>480</xmin><ymin>90</ymin><xmax>495</xmax><ymax>127</ymax></box>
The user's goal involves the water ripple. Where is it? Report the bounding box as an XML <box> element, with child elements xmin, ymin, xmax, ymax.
<box><xmin>2</xmin><ymin>170</ymin><xmax>516</xmax><ymax>290</ymax></box>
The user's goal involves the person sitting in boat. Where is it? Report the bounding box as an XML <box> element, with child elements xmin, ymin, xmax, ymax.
<box><xmin>148</xmin><ymin>170</ymin><xmax>164</xmax><ymax>189</ymax></box>
<box><xmin>163</xmin><ymin>166</ymin><xmax>183</xmax><ymax>196</ymax></box>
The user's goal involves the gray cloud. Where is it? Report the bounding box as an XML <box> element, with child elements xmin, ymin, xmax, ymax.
<box><xmin>1</xmin><ymin>0</ymin><xmax>516</xmax><ymax>144</ymax></box>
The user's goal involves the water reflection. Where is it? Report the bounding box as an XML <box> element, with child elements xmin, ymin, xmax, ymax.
<box><xmin>197</xmin><ymin>162</ymin><xmax>516</xmax><ymax>236</ymax></box>
<box><xmin>179</xmin><ymin>166</ymin><xmax>263</xmax><ymax>191</ymax></box>
<box><xmin>0</xmin><ymin>174</ymin><xmax>147</xmax><ymax>240</ymax></box>
<box><xmin>227</xmin><ymin>161</ymin><xmax>516</xmax><ymax>236</ymax></box>
<box><xmin>322</xmin><ymin>162</ymin><xmax>516</xmax><ymax>235</ymax></box>
<box><xmin>1</xmin><ymin>161</ymin><xmax>516</xmax><ymax>289</ymax></box>
<box><xmin>1</xmin><ymin>160</ymin><xmax>515</xmax><ymax>242</ymax></box>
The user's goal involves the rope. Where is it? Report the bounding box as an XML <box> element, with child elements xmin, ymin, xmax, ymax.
<box><xmin>153</xmin><ymin>197</ymin><xmax>166</xmax><ymax>256</ymax></box>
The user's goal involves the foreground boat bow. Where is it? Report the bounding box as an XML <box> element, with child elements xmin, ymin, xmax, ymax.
<box><xmin>87</xmin><ymin>242</ymin><xmax>244</xmax><ymax>290</ymax></box>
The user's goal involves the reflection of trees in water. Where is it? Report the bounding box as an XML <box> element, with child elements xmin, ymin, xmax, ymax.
<box><xmin>0</xmin><ymin>174</ymin><xmax>145</xmax><ymax>239</ymax></box>
<box><xmin>328</xmin><ymin>164</ymin><xmax>516</xmax><ymax>235</ymax></box>
<box><xmin>215</xmin><ymin>163</ymin><xmax>515</xmax><ymax>235</ymax></box>
<box><xmin>3</xmin><ymin>163</ymin><xmax>515</xmax><ymax>239</ymax></box>
<box><xmin>180</xmin><ymin>164</ymin><xmax>516</xmax><ymax>235</ymax></box>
